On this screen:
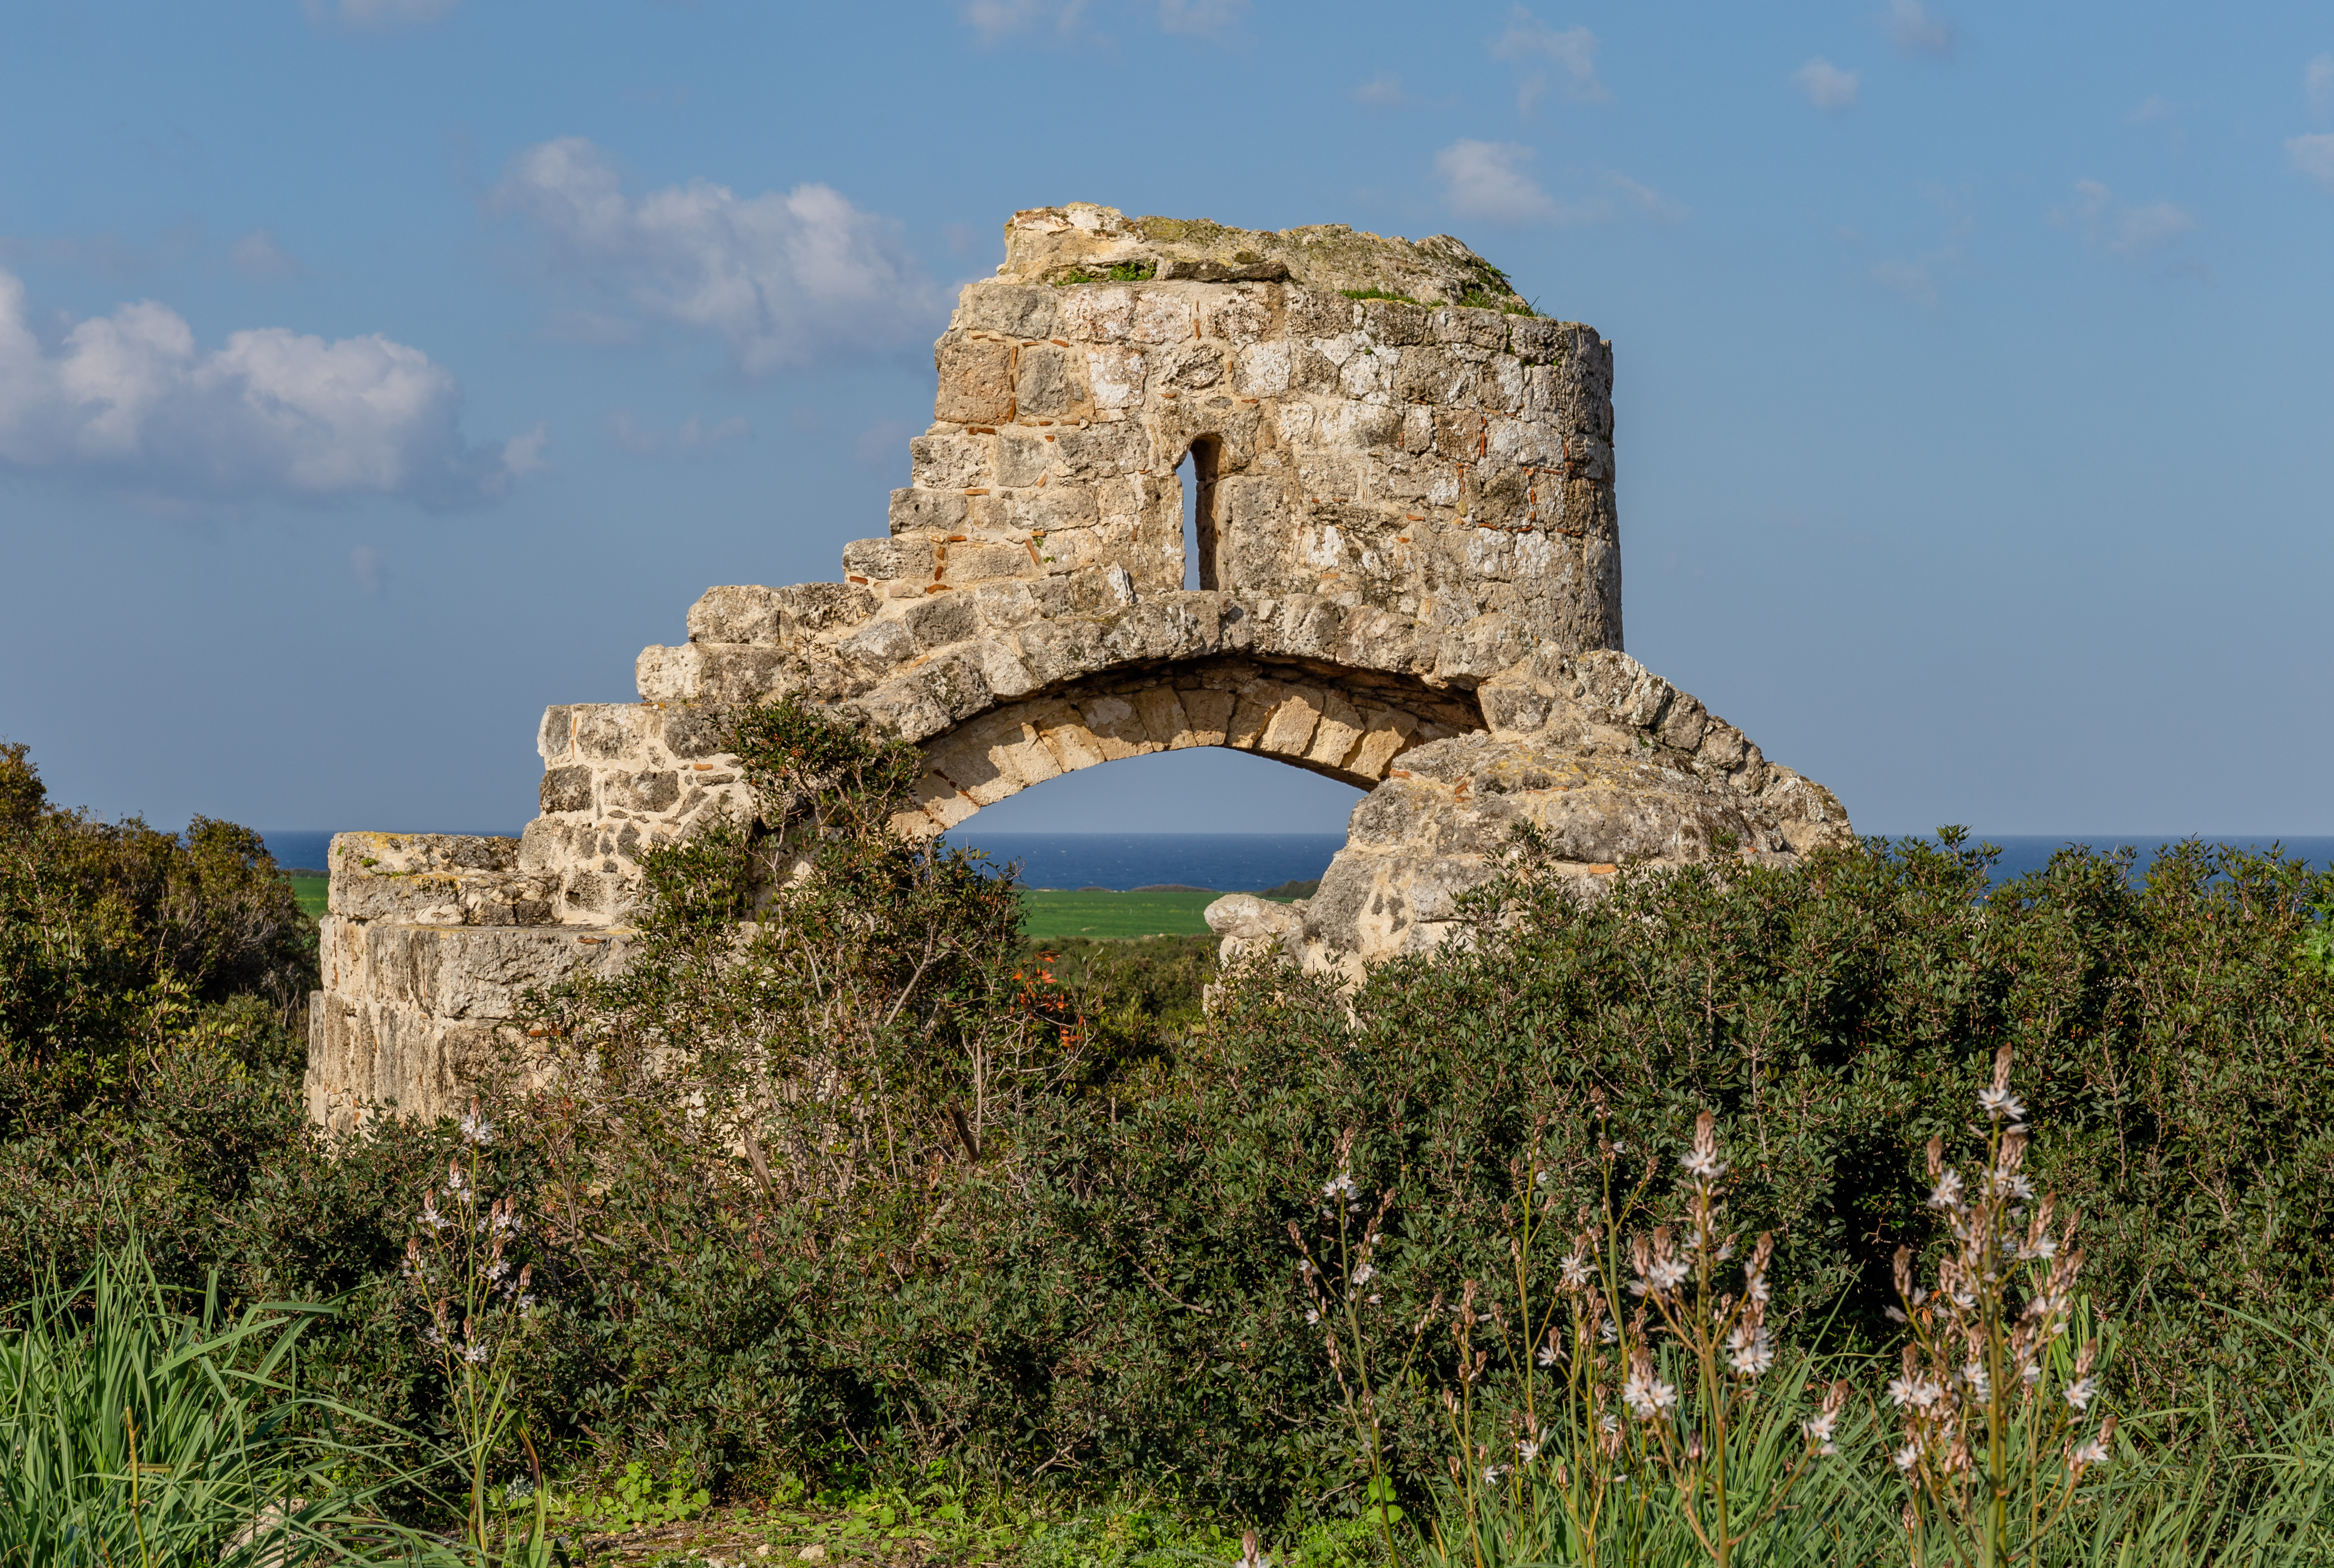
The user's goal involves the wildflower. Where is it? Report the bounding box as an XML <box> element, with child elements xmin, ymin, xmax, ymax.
<box><xmin>1726</xmin><ymin>1324</ymin><xmax>1775</xmax><ymax>1378</ymax></box>
<box><xmin>1352</xmin><ymin>1263</ymin><xmax>1375</xmax><ymax>1287</ymax></box>
<box><xmin>1644</xmin><ymin>1257</ymin><xmax>1689</xmax><ymax>1294</ymax></box>
<box><xmin>2065</xmin><ymin>1376</ymin><xmax>2099</xmax><ymax>1412</ymax></box>
<box><xmin>1559</xmin><ymin>1251</ymin><xmax>1593</xmax><ymax>1289</ymax></box>
<box><xmin>1482</xmin><ymin>1464</ymin><xmax>1510</xmax><ymax>1484</ymax></box>
<box><xmin>1802</xmin><ymin>1409</ymin><xmax>1839</xmax><ymax>1456</ymax></box>
<box><xmin>1887</xmin><ymin>1374</ymin><xmax>1946</xmax><ymax>1410</ymax></box>
<box><xmin>1928</xmin><ymin>1169</ymin><xmax>1966</xmax><ymax>1211</ymax></box>
<box><xmin>1622</xmin><ymin>1368</ymin><xmax>1678</xmax><ymax>1421</ymax></box>
<box><xmin>458</xmin><ymin>1105</ymin><xmax>496</xmax><ymax>1146</ymax></box>
<box><xmin>419</xmin><ymin>1192</ymin><xmax>447</xmax><ymax>1231</ymax></box>
<box><xmin>1894</xmin><ymin>1442</ymin><xmax>1920</xmax><ymax>1473</ymax></box>
<box><xmin>1322</xmin><ymin>1170</ymin><xmax>1359</xmax><ymax>1202</ymax></box>
<box><xmin>1304</xmin><ymin>1308</ymin><xmax>1320</xmax><ymax>1326</ymax></box>
<box><xmin>1681</xmin><ymin>1147</ymin><xmax>1726</xmax><ymax>1180</ymax></box>
<box><xmin>463</xmin><ymin>1340</ymin><xmax>490</xmax><ymax>1365</ymax></box>
<box><xmin>1518</xmin><ymin>1438</ymin><xmax>1541</xmax><ymax>1463</ymax></box>
<box><xmin>1977</xmin><ymin>1085</ymin><xmax>2026</xmax><ymax>1124</ymax></box>
<box><xmin>1534</xmin><ymin>1168</ymin><xmax>1553</xmax><ymax>1189</ymax></box>
<box><xmin>2069</xmin><ymin>1416</ymin><xmax>2116</xmax><ymax>1470</ymax></box>
<box><xmin>1960</xmin><ymin>1359</ymin><xmax>1990</xmax><ymax>1401</ymax></box>
<box><xmin>1537</xmin><ymin>1341</ymin><xmax>1560</xmax><ymax>1368</ymax></box>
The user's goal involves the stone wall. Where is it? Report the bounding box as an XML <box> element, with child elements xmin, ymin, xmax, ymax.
<box><xmin>305</xmin><ymin>205</ymin><xmax>1851</xmax><ymax>1130</ymax></box>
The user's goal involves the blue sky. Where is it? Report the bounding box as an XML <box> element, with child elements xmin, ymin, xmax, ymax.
<box><xmin>2</xmin><ymin>1</ymin><xmax>2330</xmax><ymax>839</ymax></box>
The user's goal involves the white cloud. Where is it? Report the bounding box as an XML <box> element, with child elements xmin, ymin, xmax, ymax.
<box><xmin>1436</xmin><ymin>141</ymin><xmax>1565</xmax><ymax>224</ymax></box>
<box><xmin>607</xmin><ymin>410</ymin><xmax>748</xmax><ymax>458</ymax></box>
<box><xmin>303</xmin><ymin>0</ymin><xmax>460</xmax><ymax>28</ymax></box>
<box><xmin>0</xmin><ymin>269</ymin><xmax>522</xmax><ymax>507</ymax></box>
<box><xmin>492</xmin><ymin>138</ymin><xmax>945</xmax><ymax>375</ymax></box>
<box><xmin>502</xmin><ymin>422</ymin><xmax>549</xmax><ymax>474</ymax></box>
<box><xmin>1884</xmin><ymin>0</ymin><xmax>1955</xmax><ymax>58</ymax></box>
<box><xmin>1605</xmin><ymin>173</ymin><xmax>1689</xmax><ymax>223</ymax></box>
<box><xmin>2127</xmin><ymin>96</ymin><xmax>2175</xmax><ymax>127</ymax></box>
<box><xmin>230</xmin><ymin>229</ymin><xmax>300</xmax><ymax>281</ymax></box>
<box><xmin>2059</xmin><ymin>179</ymin><xmax>2200</xmax><ymax>256</ymax></box>
<box><xmin>957</xmin><ymin>0</ymin><xmax>1084</xmax><ymax>42</ymax></box>
<box><xmin>2292</xmin><ymin>133</ymin><xmax>2334</xmax><ymax>190</ymax></box>
<box><xmin>1354</xmin><ymin>74</ymin><xmax>1406</xmax><ymax>110</ymax></box>
<box><xmin>1490</xmin><ymin>9</ymin><xmax>1607</xmax><ymax>112</ymax></box>
<box><xmin>2309</xmin><ymin>54</ymin><xmax>2334</xmax><ymax>116</ymax></box>
<box><xmin>1793</xmin><ymin>57</ymin><xmax>1860</xmax><ymax>111</ymax></box>
<box><xmin>2110</xmin><ymin>200</ymin><xmax>2195</xmax><ymax>254</ymax></box>
<box><xmin>1157</xmin><ymin>0</ymin><xmax>1244</xmax><ymax>37</ymax></box>
<box><xmin>1871</xmin><ymin>258</ymin><xmax>1938</xmax><ymax>308</ymax></box>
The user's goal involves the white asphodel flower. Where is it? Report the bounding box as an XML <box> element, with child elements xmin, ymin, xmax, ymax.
<box><xmin>1681</xmin><ymin>1146</ymin><xmax>1727</xmax><ymax>1181</ymax></box>
<box><xmin>1517</xmin><ymin>1438</ymin><xmax>1541</xmax><ymax>1464</ymax></box>
<box><xmin>2070</xmin><ymin>1437</ymin><xmax>2110</xmax><ymax>1468</ymax></box>
<box><xmin>1322</xmin><ymin>1170</ymin><xmax>1359</xmax><ymax>1201</ymax></box>
<box><xmin>1978</xmin><ymin>1085</ymin><xmax>2027</xmax><ymax>1123</ymax></box>
<box><xmin>459</xmin><ymin>1108</ymin><xmax>496</xmax><ymax>1146</ymax></box>
<box><xmin>1894</xmin><ymin>1442</ymin><xmax>1920</xmax><ymax>1473</ymax></box>
<box><xmin>1645</xmin><ymin>1257</ymin><xmax>1690</xmax><ymax>1293</ymax></box>
<box><xmin>2065</xmin><ymin>1376</ymin><xmax>2099</xmax><ymax>1412</ymax></box>
<box><xmin>1482</xmin><ymin>1464</ymin><xmax>1510</xmax><ymax>1484</ymax></box>
<box><xmin>1887</xmin><ymin>1374</ymin><xmax>1947</xmax><ymax>1410</ymax></box>
<box><xmin>1559</xmin><ymin>1252</ymin><xmax>1593</xmax><ymax>1289</ymax></box>
<box><xmin>1928</xmin><ymin>1170</ymin><xmax>1966</xmax><ymax>1210</ymax></box>
<box><xmin>1622</xmin><ymin>1370</ymin><xmax>1679</xmax><ymax>1421</ymax></box>
<box><xmin>1537</xmin><ymin>1342</ymin><xmax>1560</xmax><ymax>1368</ymax></box>
<box><xmin>1352</xmin><ymin>1263</ymin><xmax>1375</xmax><ymax>1286</ymax></box>
<box><xmin>1726</xmin><ymin>1325</ymin><xmax>1775</xmax><ymax>1378</ymax></box>
<box><xmin>1802</xmin><ymin>1409</ymin><xmax>1839</xmax><ymax>1456</ymax></box>
<box><xmin>1304</xmin><ymin>1309</ymin><xmax>1320</xmax><ymax>1327</ymax></box>
<box><xmin>1960</xmin><ymin>1360</ymin><xmax>1991</xmax><ymax>1401</ymax></box>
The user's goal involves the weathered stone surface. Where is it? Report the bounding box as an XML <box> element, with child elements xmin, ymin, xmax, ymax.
<box><xmin>312</xmin><ymin>205</ymin><xmax>1853</xmax><ymax>1127</ymax></box>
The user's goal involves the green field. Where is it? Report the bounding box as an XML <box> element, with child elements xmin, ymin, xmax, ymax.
<box><xmin>289</xmin><ymin>871</ymin><xmax>329</xmax><ymax>920</ymax></box>
<box><xmin>285</xmin><ymin>873</ymin><xmax>1292</xmax><ymax>940</ymax></box>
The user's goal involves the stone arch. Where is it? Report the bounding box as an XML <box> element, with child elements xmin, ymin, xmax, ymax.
<box><xmin>305</xmin><ymin>203</ymin><xmax>1855</xmax><ymax>1131</ymax></box>
<box><xmin>896</xmin><ymin>654</ymin><xmax>1480</xmax><ymax>838</ymax></box>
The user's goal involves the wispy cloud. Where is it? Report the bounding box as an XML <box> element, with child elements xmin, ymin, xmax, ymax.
<box><xmin>1870</xmin><ymin>258</ymin><xmax>1939</xmax><ymax>308</ymax></box>
<box><xmin>1156</xmin><ymin>0</ymin><xmax>1245</xmax><ymax>37</ymax></box>
<box><xmin>957</xmin><ymin>0</ymin><xmax>1085</xmax><ymax>42</ymax></box>
<box><xmin>1490</xmin><ymin>9</ymin><xmax>1606</xmax><ymax>112</ymax></box>
<box><xmin>2290</xmin><ymin>134</ymin><xmax>2334</xmax><ymax>191</ymax></box>
<box><xmin>1354</xmin><ymin>74</ymin><xmax>1406</xmax><ymax>110</ymax></box>
<box><xmin>302</xmin><ymin>0</ymin><xmax>461</xmax><ymax>29</ymax></box>
<box><xmin>491</xmin><ymin>137</ymin><xmax>946</xmax><ymax>374</ymax></box>
<box><xmin>2309</xmin><ymin>54</ymin><xmax>2334</xmax><ymax>116</ymax></box>
<box><xmin>2127</xmin><ymin>96</ymin><xmax>2175</xmax><ymax>127</ymax></box>
<box><xmin>230</xmin><ymin>229</ymin><xmax>301</xmax><ymax>281</ymax></box>
<box><xmin>1432</xmin><ymin>141</ymin><xmax>1679</xmax><ymax>228</ymax></box>
<box><xmin>607</xmin><ymin>410</ymin><xmax>748</xmax><ymax>458</ymax></box>
<box><xmin>2060</xmin><ymin>178</ymin><xmax>2198</xmax><ymax>254</ymax></box>
<box><xmin>1883</xmin><ymin>0</ymin><xmax>1955</xmax><ymax>58</ymax></box>
<box><xmin>1435</xmin><ymin>141</ymin><xmax>1568</xmax><ymax>224</ymax></box>
<box><xmin>0</xmin><ymin>269</ymin><xmax>525</xmax><ymax>507</ymax></box>
<box><xmin>1793</xmin><ymin>57</ymin><xmax>1860</xmax><ymax>111</ymax></box>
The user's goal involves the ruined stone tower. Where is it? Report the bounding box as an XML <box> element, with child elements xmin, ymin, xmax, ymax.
<box><xmin>306</xmin><ymin>205</ymin><xmax>1851</xmax><ymax>1128</ymax></box>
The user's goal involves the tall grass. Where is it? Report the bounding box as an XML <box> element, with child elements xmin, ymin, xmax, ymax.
<box><xmin>0</xmin><ymin>1239</ymin><xmax>360</xmax><ymax>1568</ymax></box>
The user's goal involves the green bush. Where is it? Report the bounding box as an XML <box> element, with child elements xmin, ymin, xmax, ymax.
<box><xmin>9</xmin><ymin>711</ymin><xmax>2334</xmax><ymax>1541</ymax></box>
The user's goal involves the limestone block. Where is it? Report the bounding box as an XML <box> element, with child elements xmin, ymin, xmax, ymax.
<box><xmin>966</xmin><ymin>639</ymin><xmax>1039</xmax><ymax>699</ymax></box>
<box><xmin>904</xmin><ymin>592</ymin><xmax>978</xmax><ymax>650</ymax></box>
<box><xmin>1131</xmin><ymin>291</ymin><xmax>1195</xmax><ymax>344</ymax></box>
<box><xmin>1086</xmin><ymin>346</ymin><xmax>1148</xmax><ymax>409</ymax></box>
<box><xmin>910</xmin><ymin>771</ymin><xmax>980</xmax><ymax>830</ymax></box>
<box><xmin>1359</xmin><ymin>298</ymin><xmax>1430</xmax><ymax>345</ymax></box>
<box><xmin>1234</xmin><ymin>341</ymin><xmax>1292</xmax><ymax>397</ymax></box>
<box><xmin>1224</xmin><ymin>681</ymin><xmax>1288</xmax><ymax>749</ymax></box>
<box><xmin>1131</xmin><ymin>684</ymin><xmax>1193</xmax><ymax>747</ymax></box>
<box><xmin>1061</xmin><ymin>285</ymin><xmax>1136</xmax><ymax>342</ymax></box>
<box><xmin>911</xmin><ymin>431</ymin><xmax>993</xmax><ymax>489</ymax></box>
<box><xmin>956</xmin><ymin>281</ymin><xmax>1061</xmax><ymax>340</ymax></box>
<box><xmin>1014</xmin><ymin>343</ymin><xmax>1092</xmax><ymax>419</ymax></box>
<box><xmin>939</xmin><ymin>543</ymin><xmax>1037</xmax><ymax>584</ymax></box>
<box><xmin>540</xmin><ymin>766</ymin><xmax>591</xmax><ymax>814</ymax></box>
<box><xmin>688</xmin><ymin>585</ymin><xmax>783</xmax><ymax>645</ymax></box>
<box><xmin>935</xmin><ymin>334</ymin><xmax>1015</xmax><ymax>425</ymax></box>
<box><xmin>1259</xmin><ymin>688</ymin><xmax>1326</xmax><ymax>756</ymax></box>
<box><xmin>1175</xmin><ymin>684</ymin><xmax>1235</xmax><ymax>745</ymax></box>
<box><xmin>1345</xmin><ymin>707</ymin><xmax>1420</xmax><ymax>778</ymax></box>
<box><xmin>1203</xmin><ymin>289</ymin><xmax>1272</xmax><ymax>345</ymax></box>
<box><xmin>1077</xmin><ymin>694</ymin><xmax>1153</xmax><ymax>760</ymax></box>
<box><xmin>924</xmin><ymin>709</ymin><xmax>1041</xmax><ymax>804</ymax></box>
<box><xmin>844</xmin><ymin>535</ymin><xmax>937</xmax><ymax>582</ymax></box>
<box><xmin>890</xmin><ymin>487</ymin><xmax>971</xmax><ymax>537</ymax></box>
<box><xmin>1307</xmin><ymin>691</ymin><xmax>1367</xmax><ymax>767</ymax></box>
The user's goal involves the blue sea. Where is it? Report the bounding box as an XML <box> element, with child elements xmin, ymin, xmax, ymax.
<box><xmin>259</xmin><ymin>829</ymin><xmax>2334</xmax><ymax>895</ymax></box>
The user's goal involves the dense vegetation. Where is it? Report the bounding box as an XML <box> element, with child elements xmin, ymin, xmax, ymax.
<box><xmin>6</xmin><ymin>716</ymin><xmax>2334</xmax><ymax>1561</ymax></box>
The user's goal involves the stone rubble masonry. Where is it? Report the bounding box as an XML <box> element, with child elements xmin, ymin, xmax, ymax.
<box><xmin>306</xmin><ymin>204</ymin><xmax>1851</xmax><ymax>1130</ymax></box>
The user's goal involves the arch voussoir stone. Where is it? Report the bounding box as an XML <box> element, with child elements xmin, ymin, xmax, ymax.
<box><xmin>306</xmin><ymin>203</ymin><xmax>1853</xmax><ymax>1128</ymax></box>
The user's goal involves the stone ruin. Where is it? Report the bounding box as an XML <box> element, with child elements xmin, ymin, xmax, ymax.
<box><xmin>304</xmin><ymin>203</ymin><xmax>1853</xmax><ymax>1129</ymax></box>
